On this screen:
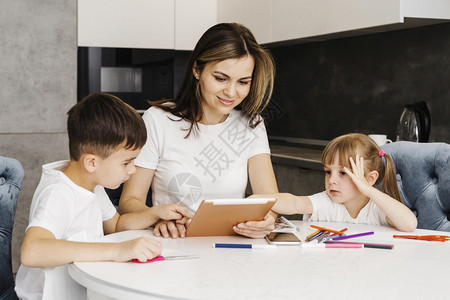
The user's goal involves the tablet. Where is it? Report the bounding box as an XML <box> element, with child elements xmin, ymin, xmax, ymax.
<box><xmin>185</xmin><ymin>198</ymin><xmax>277</xmax><ymax>237</ymax></box>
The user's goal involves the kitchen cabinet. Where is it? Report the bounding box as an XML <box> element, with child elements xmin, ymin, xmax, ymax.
<box><xmin>271</xmin><ymin>0</ymin><xmax>450</xmax><ymax>44</ymax></box>
<box><xmin>174</xmin><ymin>0</ymin><xmax>271</xmax><ymax>50</ymax></box>
<box><xmin>272</xmin><ymin>1</ymin><xmax>327</xmax><ymax>42</ymax></box>
<box><xmin>246</xmin><ymin>144</ymin><xmax>325</xmax><ymax>220</ymax></box>
<box><xmin>78</xmin><ymin>0</ymin><xmax>175</xmax><ymax>49</ymax></box>
<box><xmin>217</xmin><ymin>0</ymin><xmax>272</xmax><ymax>45</ymax></box>
<box><xmin>174</xmin><ymin>0</ymin><xmax>217</xmax><ymax>51</ymax></box>
<box><xmin>245</xmin><ymin>162</ymin><xmax>324</xmax><ymax>196</ymax></box>
<box><xmin>273</xmin><ymin>163</ymin><xmax>324</xmax><ymax>197</ymax></box>
<box><xmin>246</xmin><ymin>162</ymin><xmax>324</xmax><ymax>220</ymax></box>
<box><xmin>78</xmin><ymin>0</ymin><xmax>450</xmax><ymax>49</ymax></box>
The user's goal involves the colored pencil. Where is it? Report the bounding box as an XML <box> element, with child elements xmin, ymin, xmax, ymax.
<box><xmin>310</xmin><ymin>225</ymin><xmax>346</xmax><ymax>235</ymax></box>
<box><xmin>306</xmin><ymin>229</ymin><xmax>321</xmax><ymax>240</ymax></box>
<box><xmin>325</xmin><ymin>240</ymin><xmax>394</xmax><ymax>250</ymax></box>
<box><xmin>329</xmin><ymin>228</ymin><xmax>348</xmax><ymax>236</ymax></box>
<box><xmin>214</xmin><ymin>243</ymin><xmax>277</xmax><ymax>249</ymax></box>
<box><xmin>302</xmin><ymin>243</ymin><xmax>364</xmax><ymax>249</ymax></box>
<box><xmin>330</xmin><ymin>231</ymin><xmax>374</xmax><ymax>241</ymax></box>
<box><xmin>306</xmin><ymin>230</ymin><xmax>327</xmax><ymax>242</ymax></box>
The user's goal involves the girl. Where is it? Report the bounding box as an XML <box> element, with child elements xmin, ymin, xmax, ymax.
<box><xmin>119</xmin><ymin>23</ymin><xmax>278</xmax><ymax>239</ymax></box>
<box><xmin>266</xmin><ymin>133</ymin><xmax>417</xmax><ymax>232</ymax></box>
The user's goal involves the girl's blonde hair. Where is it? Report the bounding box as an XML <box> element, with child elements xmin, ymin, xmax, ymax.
<box><xmin>322</xmin><ymin>133</ymin><xmax>401</xmax><ymax>202</ymax></box>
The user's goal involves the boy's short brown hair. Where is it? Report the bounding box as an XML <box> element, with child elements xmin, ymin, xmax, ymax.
<box><xmin>67</xmin><ymin>93</ymin><xmax>147</xmax><ymax>160</ymax></box>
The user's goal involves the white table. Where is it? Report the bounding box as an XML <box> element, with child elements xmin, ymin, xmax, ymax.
<box><xmin>69</xmin><ymin>221</ymin><xmax>450</xmax><ymax>300</ymax></box>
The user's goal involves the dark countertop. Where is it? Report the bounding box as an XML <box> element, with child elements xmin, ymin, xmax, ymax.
<box><xmin>269</xmin><ymin>143</ymin><xmax>323</xmax><ymax>171</ymax></box>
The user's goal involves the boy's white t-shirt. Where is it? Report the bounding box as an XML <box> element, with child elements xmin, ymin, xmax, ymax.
<box><xmin>304</xmin><ymin>191</ymin><xmax>389</xmax><ymax>226</ymax></box>
<box><xmin>15</xmin><ymin>161</ymin><xmax>117</xmax><ymax>300</ymax></box>
<box><xmin>135</xmin><ymin>106</ymin><xmax>270</xmax><ymax>213</ymax></box>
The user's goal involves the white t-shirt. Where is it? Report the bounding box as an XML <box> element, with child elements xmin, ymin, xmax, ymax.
<box><xmin>304</xmin><ymin>191</ymin><xmax>389</xmax><ymax>226</ymax></box>
<box><xmin>15</xmin><ymin>161</ymin><xmax>117</xmax><ymax>300</ymax></box>
<box><xmin>135</xmin><ymin>106</ymin><xmax>270</xmax><ymax>212</ymax></box>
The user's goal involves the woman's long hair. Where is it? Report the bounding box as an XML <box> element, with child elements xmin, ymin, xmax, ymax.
<box><xmin>149</xmin><ymin>23</ymin><xmax>275</xmax><ymax>137</ymax></box>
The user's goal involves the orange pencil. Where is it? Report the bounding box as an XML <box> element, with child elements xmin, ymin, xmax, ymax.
<box><xmin>310</xmin><ymin>225</ymin><xmax>346</xmax><ymax>236</ymax></box>
<box><xmin>306</xmin><ymin>229</ymin><xmax>321</xmax><ymax>239</ymax></box>
<box><xmin>329</xmin><ymin>228</ymin><xmax>348</xmax><ymax>237</ymax></box>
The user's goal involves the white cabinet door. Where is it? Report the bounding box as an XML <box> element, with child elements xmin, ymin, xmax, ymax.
<box><xmin>404</xmin><ymin>0</ymin><xmax>450</xmax><ymax>19</ymax></box>
<box><xmin>217</xmin><ymin>0</ymin><xmax>272</xmax><ymax>45</ymax></box>
<box><xmin>78</xmin><ymin>0</ymin><xmax>175</xmax><ymax>49</ymax></box>
<box><xmin>174</xmin><ymin>0</ymin><xmax>217</xmax><ymax>50</ymax></box>
<box><xmin>271</xmin><ymin>0</ymin><xmax>449</xmax><ymax>43</ymax></box>
<box><xmin>325</xmin><ymin>0</ymin><xmax>401</xmax><ymax>34</ymax></box>
<box><xmin>174</xmin><ymin>0</ymin><xmax>272</xmax><ymax>50</ymax></box>
<box><xmin>272</xmin><ymin>0</ymin><xmax>327</xmax><ymax>43</ymax></box>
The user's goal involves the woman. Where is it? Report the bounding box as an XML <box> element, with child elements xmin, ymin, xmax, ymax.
<box><xmin>119</xmin><ymin>23</ymin><xmax>278</xmax><ymax>239</ymax></box>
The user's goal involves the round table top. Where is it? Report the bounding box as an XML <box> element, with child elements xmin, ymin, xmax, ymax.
<box><xmin>69</xmin><ymin>221</ymin><xmax>450</xmax><ymax>300</ymax></box>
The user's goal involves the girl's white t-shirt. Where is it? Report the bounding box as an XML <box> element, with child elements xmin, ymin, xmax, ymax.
<box><xmin>135</xmin><ymin>106</ymin><xmax>270</xmax><ymax>213</ymax></box>
<box><xmin>304</xmin><ymin>191</ymin><xmax>389</xmax><ymax>226</ymax></box>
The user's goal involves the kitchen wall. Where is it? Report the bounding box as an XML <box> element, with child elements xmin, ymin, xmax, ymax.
<box><xmin>0</xmin><ymin>1</ymin><xmax>76</xmax><ymax>273</ymax></box>
<box><xmin>1</xmin><ymin>2</ymin><xmax>448</xmax><ymax>275</ymax></box>
<box><xmin>265</xmin><ymin>22</ymin><xmax>450</xmax><ymax>143</ymax></box>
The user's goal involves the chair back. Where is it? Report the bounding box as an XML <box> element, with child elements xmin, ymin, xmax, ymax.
<box><xmin>381</xmin><ymin>141</ymin><xmax>450</xmax><ymax>231</ymax></box>
<box><xmin>0</xmin><ymin>156</ymin><xmax>24</xmax><ymax>300</ymax></box>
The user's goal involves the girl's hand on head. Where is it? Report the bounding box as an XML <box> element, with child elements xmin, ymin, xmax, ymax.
<box><xmin>232</xmin><ymin>214</ymin><xmax>275</xmax><ymax>239</ymax></box>
<box><xmin>344</xmin><ymin>154</ymin><xmax>372</xmax><ymax>195</ymax></box>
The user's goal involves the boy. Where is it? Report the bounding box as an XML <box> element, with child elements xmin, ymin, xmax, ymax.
<box><xmin>15</xmin><ymin>93</ymin><xmax>193</xmax><ymax>299</ymax></box>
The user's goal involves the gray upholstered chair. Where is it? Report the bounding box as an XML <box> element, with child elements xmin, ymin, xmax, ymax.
<box><xmin>381</xmin><ymin>141</ymin><xmax>450</xmax><ymax>231</ymax></box>
<box><xmin>0</xmin><ymin>156</ymin><xmax>24</xmax><ymax>300</ymax></box>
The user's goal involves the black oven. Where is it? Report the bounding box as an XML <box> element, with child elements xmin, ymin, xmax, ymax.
<box><xmin>78</xmin><ymin>47</ymin><xmax>174</xmax><ymax>113</ymax></box>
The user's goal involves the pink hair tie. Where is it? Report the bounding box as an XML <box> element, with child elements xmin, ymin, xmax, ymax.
<box><xmin>378</xmin><ymin>149</ymin><xmax>386</xmax><ymax>157</ymax></box>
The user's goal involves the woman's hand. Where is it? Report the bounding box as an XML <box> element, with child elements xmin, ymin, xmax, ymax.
<box><xmin>232</xmin><ymin>214</ymin><xmax>275</xmax><ymax>239</ymax></box>
<box><xmin>153</xmin><ymin>217</ymin><xmax>191</xmax><ymax>239</ymax></box>
<box><xmin>151</xmin><ymin>203</ymin><xmax>193</xmax><ymax>239</ymax></box>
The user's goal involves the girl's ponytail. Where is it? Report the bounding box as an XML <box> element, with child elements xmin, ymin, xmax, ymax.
<box><xmin>381</xmin><ymin>153</ymin><xmax>402</xmax><ymax>202</ymax></box>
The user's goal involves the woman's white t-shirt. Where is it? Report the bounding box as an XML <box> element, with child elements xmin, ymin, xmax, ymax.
<box><xmin>304</xmin><ymin>191</ymin><xmax>389</xmax><ymax>226</ymax></box>
<box><xmin>135</xmin><ymin>106</ymin><xmax>270</xmax><ymax>213</ymax></box>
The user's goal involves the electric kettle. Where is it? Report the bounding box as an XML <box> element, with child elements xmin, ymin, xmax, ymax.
<box><xmin>396</xmin><ymin>101</ymin><xmax>431</xmax><ymax>142</ymax></box>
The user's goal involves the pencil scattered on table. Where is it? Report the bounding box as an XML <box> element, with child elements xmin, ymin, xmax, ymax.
<box><xmin>393</xmin><ymin>235</ymin><xmax>450</xmax><ymax>242</ymax></box>
<box><xmin>214</xmin><ymin>243</ymin><xmax>277</xmax><ymax>249</ymax></box>
<box><xmin>324</xmin><ymin>241</ymin><xmax>394</xmax><ymax>250</ymax></box>
<box><xmin>306</xmin><ymin>225</ymin><xmax>392</xmax><ymax>250</ymax></box>
<box><xmin>330</xmin><ymin>231</ymin><xmax>374</xmax><ymax>241</ymax></box>
<box><xmin>302</xmin><ymin>243</ymin><xmax>364</xmax><ymax>249</ymax></box>
<box><xmin>310</xmin><ymin>225</ymin><xmax>347</xmax><ymax>236</ymax></box>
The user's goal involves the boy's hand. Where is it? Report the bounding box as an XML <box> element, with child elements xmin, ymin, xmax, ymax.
<box><xmin>232</xmin><ymin>214</ymin><xmax>275</xmax><ymax>239</ymax></box>
<box><xmin>153</xmin><ymin>203</ymin><xmax>193</xmax><ymax>221</ymax></box>
<box><xmin>115</xmin><ymin>237</ymin><xmax>162</xmax><ymax>263</ymax></box>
